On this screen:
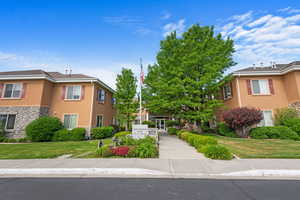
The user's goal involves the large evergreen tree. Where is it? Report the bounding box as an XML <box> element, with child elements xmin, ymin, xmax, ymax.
<box><xmin>144</xmin><ymin>24</ymin><xmax>235</xmax><ymax>126</ymax></box>
<box><xmin>115</xmin><ymin>68</ymin><xmax>138</xmax><ymax>130</ymax></box>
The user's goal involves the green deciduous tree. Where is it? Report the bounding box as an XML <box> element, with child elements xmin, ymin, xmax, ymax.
<box><xmin>144</xmin><ymin>24</ymin><xmax>235</xmax><ymax>127</ymax></box>
<box><xmin>115</xmin><ymin>68</ymin><xmax>138</xmax><ymax>130</ymax></box>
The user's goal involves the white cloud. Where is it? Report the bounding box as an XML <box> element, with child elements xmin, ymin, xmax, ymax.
<box><xmin>162</xmin><ymin>19</ymin><xmax>186</xmax><ymax>37</ymax></box>
<box><xmin>103</xmin><ymin>16</ymin><xmax>143</xmax><ymax>25</ymax></box>
<box><xmin>219</xmin><ymin>10</ymin><xmax>300</xmax><ymax>71</ymax></box>
<box><xmin>231</xmin><ymin>11</ymin><xmax>253</xmax><ymax>23</ymax></box>
<box><xmin>0</xmin><ymin>52</ymin><xmax>18</xmax><ymax>61</ymax></box>
<box><xmin>278</xmin><ymin>7</ymin><xmax>300</xmax><ymax>14</ymax></box>
<box><xmin>161</xmin><ymin>12</ymin><xmax>171</xmax><ymax>20</ymax></box>
<box><xmin>0</xmin><ymin>51</ymin><xmax>154</xmax><ymax>90</ymax></box>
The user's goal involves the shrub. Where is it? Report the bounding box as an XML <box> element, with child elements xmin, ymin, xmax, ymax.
<box><xmin>180</xmin><ymin>132</ymin><xmax>189</xmax><ymax>141</ymax></box>
<box><xmin>223</xmin><ymin>107</ymin><xmax>263</xmax><ymax>138</ymax></box>
<box><xmin>53</xmin><ymin>128</ymin><xmax>86</xmax><ymax>141</ymax></box>
<box><xmin>52</xmin><ymin>129</ymin><xmax>70</xmax><ymax>141</ymax></box>
<box><xmin>200</xmin><ymin>145</ymin><xmax>232</xmax><ymax>160</ymax></box>
<box><xmin>274</xmin><ymin>107</ymin><xmax>298</xmax><ymax>125</ymax></box>
<box><xmin>127</xmin><ymin>146</ymin><xmax>137</xmax><ymax>157</ymax></box>
<box><xmin>114</xmin><ymin>131</ymin><xmax>131</xmax><ymax>139</ymax></box>
<box><xmin>91</xmin><ymin>126</ymin><xmax>114</xmax><ymax>139</ymax></box>
<box><xmin>112</xmin><ymin>146</ymin><xmax>130</xmax><ymax>156</ymax></box>
<box><xmin>142</xmin><ymin>120</ymin><xmax>155</xmax><ymax>128</ymax></box>
<box><xmin>134</xmin><ymin>142</ymin><xmax>158</xmax><ymax>158</ymax></box>
<box><xmin>96</xmin><ymin>145</ymin><xmax>114</xmax><ymax>157</ymax></box>
<box><xmin>0</xmin><ymin>136</ymin><xmax>5</xmax><ymax>142</ymax></box>
<box><xmin>119</xmin><ymin>136</ymin><xmax>137</xmax><ymax>146</ymax></box>
<box><xmin>217</xmin><ymin>122</ymin><xmax>237</xmax><ymax>137</ymax></box>
<box><xmin>168</xmin><ymin>127</ymin><xmax>178</xmax><ymax>135</ymax></box>
<box><xmin>70</xmin><ymin>128</ymin><xmax>86</xmax><ymax>141</ymax></box>
<box><xmin>0</xmin><ymin>122</ymin><xmax>5</xmax><ymax>137</ymax></box>
<box><xmin>17</xmin><ymin>137</ymin><xmax>30</xmax><ymax>143</ymax></box>
<box><xmin>165</xmin><ymin>120</ymin><xmax>180</xmax><ymax>127</ymax></box>
<box><xmin>25</xmin><ymin>117</ymin><xmax>63</xmax><ymax>142</ymax></box>
<box><xmin>282</xmin><ymin>118</ymin><xmax>300</xmax><ymax>135</ymax></box>
<box><xmin>137</xmin><ymin>136</ymin><xmax>156</xmax><ymax>145</ymax></box>
<box><xmin>250</xmin><ymin>126</ymin><xmax>299</xmax><ymax>140</ymax></box>
<box><xmin>193</xmin><ymin>136</ymin><xmax>218</xmax><ymax>148</ymax></box>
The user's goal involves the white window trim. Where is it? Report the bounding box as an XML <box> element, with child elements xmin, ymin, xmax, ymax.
<box><xmin>97</xmin><ymin>89</ymin><xmax>106</xmax><ymax>103</ymax></box>
<box><xmin>63</xmin><ymin>113</ymin><xmax>79</xmax><ymax>130</ymax></box>
<box><xmin>2</xmin><ymin>83</ymin><xmax>23</xmax><ymax>99</ymax></box>
<box><xmin>258</xmin><ymin>110</ymin><xmax>274</xmax><ymax>127</ymax></box>
<box><xmin>251</xmin><ymin>79</ymin><xmax>270</xmax><ymax>95</ymax></box>
<box><xmin>223</xmin><ymin>84</ymin><xmax>232</xmax><ymax>100</ymax></box>
<box><xmin>64</xmin><ymin>85</ymin><xmax>82</xmax><ymax>101</ymax></box>
<box><xmin>96</xmin><ymin>115</ymin><xmax>104</xmax><ymax>127</ymax></box>
<box><xmin>0</xmin><ymin>113</ymin><xmax>17</xmax><ymax>131</ymax></box>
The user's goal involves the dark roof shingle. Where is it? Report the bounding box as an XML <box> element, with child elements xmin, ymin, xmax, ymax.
<box><xmin>234</xmin><ymin>61</ymin><xmax>300</xmax><ymax>73</ymax></box>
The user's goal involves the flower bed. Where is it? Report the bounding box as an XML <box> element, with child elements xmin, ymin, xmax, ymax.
<box><xmin>95</xmin><ymin>133</ymin><xmax>158</xmax><ymax>158</ymax></box>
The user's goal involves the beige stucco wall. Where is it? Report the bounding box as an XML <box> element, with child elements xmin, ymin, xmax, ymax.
<box><xmin>49</xmin><ymin>83</ymin><xmax>93</xmax><ymax>129</ymax></box>
<box><xmin>283</xmin><ymin>71</ymin><xmax>300</xmax><ymax>104</ymax></box>
<box><xmin>0</xmin><ymin>80</ymin><xmax>46</xmax><ymax>107</ymax></box>
<box><xmin>91</xmin><ymin>83</ymin><xmax>116</xmax><ymax>128</ymax></box>
<box><xmin>237</xmin><ymin>76</ymin><xmax>289</xmax><ymax>111</ymax></box>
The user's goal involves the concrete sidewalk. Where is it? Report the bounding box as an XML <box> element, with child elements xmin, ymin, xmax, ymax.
<box><xmin>159</xmin><ymin>135</ymin><xmax>206</xmax><ymax>159</ymax></box>
<box><xmin>1</xmin><ymin>158</ymin><xmax>300</xmax><ymax>179</ymax></box>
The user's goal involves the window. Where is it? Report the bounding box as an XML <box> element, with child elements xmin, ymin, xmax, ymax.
<box><xmin>223</xmin><ymin>84</ymin><xmax>232</xmax><ymax>100</ymax></box>
<box><xmin>63</xmin><ymin>114</ymin><xmax>78</xmax><ymax>129</ymax></box>
<box><xmin>96</xmin><ymin>115</ymin><xmax>103</xmax><ymax>127</ymax></box>
<box><xmin>251</xmin><ymin>80</ymin><xmax>270</xmax><ymax>95</ymax></box>
<box><xmin>258</xmin><ymin>111</ymin><xmax>273</xmax><ymax>127</ymax></box>
<box><xmin>97</xmin><ymin>89</ymin><xmax>105</xmax><ymax>102</ymax></box>
<box><xmin>0</xmin><ymin>114</ymin><xmax>16</xmax><ymax>130</ymax></box>
<box><xmin>112</xmin><ymin>97</ymin><xmax>116</xmax><ymax>105</ymax></box>
<box><xmin>3</xmin><ymin>83</ymin><xmax>22</xmax><ymax>98</ymax></box>
<box><xmin>65</xmin><ymin>86</ymin><xmax>81</xmax><ymax>100</ymax></box>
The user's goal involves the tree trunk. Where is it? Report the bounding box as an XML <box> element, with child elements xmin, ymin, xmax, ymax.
<box><xmin>236</xmin><ymin>126</ymin><xmax>251</xmax><ymax>138</ymax></box>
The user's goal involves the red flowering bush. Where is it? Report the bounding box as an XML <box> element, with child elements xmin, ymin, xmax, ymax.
<box><xmin>223</xmin><ymin>107</ymin><xmax>263</xmax><ymax>138</ymax></box>
<box><xmin>112</xmin><ymin>146</ymin><xmax>130</xmax><ymax>156</ymax></box>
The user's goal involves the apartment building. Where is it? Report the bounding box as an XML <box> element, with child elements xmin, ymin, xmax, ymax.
<box><xmin>221</xmin><ymin>61</ymin><xmax>300</xmax><ymax>126</ymax></box>
<box><xmin>0</xmin><ymin>70</ymin><xmax>116</xmax><ymax>138</ymax></box>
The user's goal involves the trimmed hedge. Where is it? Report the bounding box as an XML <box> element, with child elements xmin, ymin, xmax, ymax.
<box><xmin>168</xmin><ymin>127</ymin><xmax>178</xmax><ymax>135</ymax></box>
<box><xmin>25</xmin><ymin>117</ymin><xmax>63</xmax><ymax>142</ymax></box>
<box><xmin>177</xmin><ymin>131</ymin><xmax>232</xmax><ymax>160</ymax></box>
<box><xmin>91</xmin><ymin>126</ymin><xmax>114</xmax><ymax>139</ymax></box>
<box><xmin>250</xmin><ymin>126</ymin><xmax>299</xmax><ymax>140</ymax></box>
<box><xmin>217</xmin><ymin>122</ymin><xmax>237</xmax><ymax>137</ymax></box>
<box><xmin>199</xmin><ymin>145</ymin><xmax>233</xmax><ymax>160</ymax></box>
<box><xmin>52</xmin><ymin>128</ymin><xmax>86</xmax><ymax>141</ymax></box>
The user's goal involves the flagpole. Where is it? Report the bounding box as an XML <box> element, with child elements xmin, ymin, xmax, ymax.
<box><xmin>139</xmin><ymin>58</ymin><xmax>143</xmax><ymax>125</ymax></box>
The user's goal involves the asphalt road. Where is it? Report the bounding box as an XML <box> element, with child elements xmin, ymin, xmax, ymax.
<box><xmin>0</xmin><ymin>178</ymin><xmax>299</xmax><ymax>200</ymax></box>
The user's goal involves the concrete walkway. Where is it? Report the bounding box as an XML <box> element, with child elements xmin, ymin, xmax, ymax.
<box><xmin>159</xmin><ymin>135</ymin><xmax>206</xmax><ymax>159</ymax></box>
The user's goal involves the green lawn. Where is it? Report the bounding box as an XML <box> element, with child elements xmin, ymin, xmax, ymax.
<box><xmin>214</xmin><ymin>135</ymin><xmax>300</xmax><ymax>158</ymax></box>
<box><xmin>0</xmin><ymin>139</ymin><xmax>112</xmax><ymax>159</ymax></box>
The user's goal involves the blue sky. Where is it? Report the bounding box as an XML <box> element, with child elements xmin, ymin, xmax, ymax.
<box><xmin>1</xmin><ymin>0</ymin><xmax>300</xmax><ymax>88</ymax></box>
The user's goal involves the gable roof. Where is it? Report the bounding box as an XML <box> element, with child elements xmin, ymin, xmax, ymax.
<box><xmin>0</xmin><ymin>69</ymin><xmax>114</xmax><ymax>93</ymax></box>
<box><xmin>233</xmin><ymin>61</ymin><xmax>300</xmax><ymax>76</ymax></box>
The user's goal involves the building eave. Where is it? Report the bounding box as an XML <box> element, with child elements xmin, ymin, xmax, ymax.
<box><xmin>233</xmin><ymin>65</ymin><xmax>300</xmax><ymax>77</ymax></box>
<box><xmin>0</xmin><ymin>75</ymin><xmax>115</xmax><ymax>93</ymax></box>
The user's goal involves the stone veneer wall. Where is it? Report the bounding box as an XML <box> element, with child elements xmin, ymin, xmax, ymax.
<box><xmin>0</xmin><ymin>106</ymin><xmax>49</xmax><ymax>138</ymax></box>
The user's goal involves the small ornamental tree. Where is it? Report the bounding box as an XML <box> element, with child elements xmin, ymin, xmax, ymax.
<box><xmin>223</xmin><ymin>107</ymin><xmax>263</xmax><ymax>138</ymax></box>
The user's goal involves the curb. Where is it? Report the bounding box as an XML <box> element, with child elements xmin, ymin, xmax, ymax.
<box><xmin>0</xmin><ymin>168</ymin><xmax>168</xmax><ymax>176</ymax></box>
<box><xmin>216</xmin><ymin>169</ymin><xmax>300</xmax><ymax>177</ymax></box>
